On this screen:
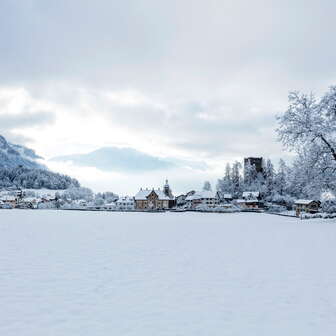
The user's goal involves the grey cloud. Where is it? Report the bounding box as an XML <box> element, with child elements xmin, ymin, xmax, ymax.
<box><xmin>1</xmin><ymin>0</ymin><xmax>336</xmax><ymax>91</ymax></box>
<box><xmin>0</xmin><ymin>111</ymin><xmax>55</xmax><ymax>129</ymax></box>
<box><xmin>0</xmin><ymin>109</ymin><xmax>55</xmax><ymax>145</ymax></box>
<box><xmin>89</xmin><ymin>94</ymin><xmax>280</xmax><ymax>157</ymax></box>
<box><xmin>1</xmin><ymin>0</ymin><xmax>336</xmax><ymax>164</ymax></box>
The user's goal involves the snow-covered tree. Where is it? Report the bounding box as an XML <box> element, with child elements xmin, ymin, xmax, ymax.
<box><xmin>61</xmin><ymin>187</ymin><xmax>93</xmax><ymax>201</ymax></box>
<box><xmin>202</xmin><ymin>181</ymin><xmax>212</xmax><ymax>191</ymax></box>
<box><xmin>0</xmin><ymin>166</ymin><xmax>80</xmax><ymax>189</ymax></box>
<box><xmin>277</xmin><ymin>87</ymin><xmax>336</xmax><ymax>196</ymax></box>
<box><xmin>217</xmin><ymin>163</ymin><xmax>232</xmax><ymax>193</ymax></box>
<box><xmin>264</xmin><ymin>159</ymin><xmax>275</xmax><ymax>198</ymax></box>
<box><xmin>231</xmin><ymin>161</ymin><xmax>242</xmax><ymax>197</ymax></box>
<box><xmin>244</xmin><ymin>160</ymin><xmax>256</xmax><ymax>187</ymax></box>
<box><xmin>274</xmin><ymin>159</ymin><xmax>288</xmax><ymax>196</ymax></box>
<box><xmin>94</xmin><ymin>197</ymin><xmax>105</xmax><ymax>206</ymax></box>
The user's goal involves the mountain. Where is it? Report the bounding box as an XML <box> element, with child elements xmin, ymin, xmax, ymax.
<box><xmin>51</xmin><ymin>147</ymin><xmax>207</xmax><ymax>172</ymax></box>
<box><xmin>0</xmin><ymin>135</ymin><xmax>80</xmax><ymax>190</ymax></box>
<box><xmin>0</xmin><ymin>135</ymin><xmax>44</xmax><ymax>169</ymax></box>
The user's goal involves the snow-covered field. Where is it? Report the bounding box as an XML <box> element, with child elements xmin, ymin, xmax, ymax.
<box><xmin>0</xmin><ymin>211</ymin><xmax>335</xmax><ymax>335</ymax></box>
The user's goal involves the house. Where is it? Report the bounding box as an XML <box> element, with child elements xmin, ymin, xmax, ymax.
<box><xmin>216</xmin><ymin>191</ymin><xmax>233</xmax><ymax>203</ymax></box>
<box><xmin>41</xmin><ymin>195</ymin><xmax>57</xmax><ymax>203</ymax></box>
<box><xmin>0</xmin><ymin>201</ymin><xmax>13</xmax><ymax>209</ymax></box>
<box><xmin>236</xmin><ymin>199</ymin><xmax>262</xmax><ymax>209</ymax></box>
<box><xmin>135</xmin><ymin>189</ymin><xmax>170</xmax><ymax>210</ymax></box>
<box><xmin>116</xmin><ymin>196</ymin><xmax>135</xmax><ymax>210</ymax></box>
<box><xmin>242</xmin><ymin>191</ymin><xmax>261</xmax><ymax>200</ymax></box>
<box><xmin>103</xmin><ymin>203</ymin><xmax>117</xmax><ymax>211</ymax></box>
<box><xmin>72</xmin><ymin>199</ymin><xmax>88</xmax><ymax>208</ymax></box>
<box><xmin>175</xmin><ymin>191</ymin><xmax>195</xmax><ymax>208</ymax></box>
<box><xmin>0</xmin><ymin>195</ymin><xmax>17</xmax><ymax>207</ymax></box>
<box><xmin>185</xmin><ymin>190</ymin><xmax>219</xmax><ymax>209</ymax></box>
<box><xmin>19</xmin><ymin>197</ymin><xmax>39</xmax><ymax>209</ymax></box>
<box><xmin>134</xmin><ymin>180</ymin><xmax>175</xmax><ymax>210</ymax></box>
<box><xmin>235</xmin><ymin>191</ymin><xmax>263</xmax><ymax>209</ymax></box>
<box><xmin>294</xmin><ymin>200</ymin><xmax>320</xmax><ymax>216</ymax></box>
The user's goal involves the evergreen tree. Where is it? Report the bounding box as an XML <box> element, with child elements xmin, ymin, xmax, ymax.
<box><xmin>203</xmin><ymin>181</ymin><xmax>212</xmax><ymax>191</ymax></box>
<box><xmin>217</xmin><ymin>163</ymin><xmax>232</xmax><ymax>193</ymax></box>
<box><xmin>231</xmin><ymin>161</ymin><xmax>242</xmax><ymax>197</ymax></box>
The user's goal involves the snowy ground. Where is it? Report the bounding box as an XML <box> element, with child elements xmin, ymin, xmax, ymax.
<box><xmin>0</xmin><ymin>211</ymin><xmax>336</xmax><ymax>335</ymax></box>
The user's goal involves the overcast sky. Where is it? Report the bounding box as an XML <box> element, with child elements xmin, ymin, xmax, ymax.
<box><xmin>1</xmin><ymin>0</ymin><xmax>336</xmax><ymax>194</ymax></box>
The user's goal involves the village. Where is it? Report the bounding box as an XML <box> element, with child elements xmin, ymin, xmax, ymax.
<box><xmin>0</xmin><ymin>157</ymin><xmax>328</xmax><ymax>219</ymax></box>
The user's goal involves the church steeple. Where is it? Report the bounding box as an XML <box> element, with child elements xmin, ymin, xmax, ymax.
<box><xmin>163</xmin><ymin>179</ymin><xmax>173</xmax><ymax>198</ymax></box>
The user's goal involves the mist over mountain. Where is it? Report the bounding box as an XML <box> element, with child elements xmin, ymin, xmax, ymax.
<box><xmin>0</xmin><ymin>135</ymin><xmax>44</xmax><ymax>169</ymax></box>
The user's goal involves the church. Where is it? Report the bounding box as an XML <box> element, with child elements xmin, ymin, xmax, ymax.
<box><xmin>134</xmin><ymin>180</ymin><xmax>175</xmax><ymax>210</ymax></box>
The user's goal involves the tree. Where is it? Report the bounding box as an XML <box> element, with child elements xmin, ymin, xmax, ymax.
<box><xmin>203</xmin><ymin>181</ymin><xmax>212</xmax><ymax>191</ymax></box>
<box><xmin>277</xmin><ymin>88</ymin><xmax>336</xmax><ymax>168</ymax></box>
<box><xmin>231</xmin><ymin>161</ymin><xmax>242</xmax><ymax>197</ymax></box>
<box><xmin>264</xmin><ymin>159</ymin><xmax>275</xmax><ymax>197</ymax></box>
<box><xmin>217</xmin><ymin>163</ymin><xmax>232</xmax><ymax>193</ymax></box>
<box><xmin>277</xmin><ymin>87</ymin><xmax>336</xmax><ymax>196</ymax></box>
<box><xmin>274</xmin><ymin>159</ymin><xmax>288</xmax><ymax>196</ymax></box>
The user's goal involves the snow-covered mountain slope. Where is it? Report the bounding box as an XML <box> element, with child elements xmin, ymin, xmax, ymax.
<box><xmin>0</xmin><ymin>135</ymin><xmax>44</xmax><ymax>169</ymax></box>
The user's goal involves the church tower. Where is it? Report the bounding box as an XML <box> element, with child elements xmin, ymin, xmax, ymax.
<box><xmin>163</xmin><ymin>179</ymin><xmax>173</xmax><ymax>198</ymax></box>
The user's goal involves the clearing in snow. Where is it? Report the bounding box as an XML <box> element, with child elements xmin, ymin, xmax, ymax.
<box><xmin>0</xmin><ymin>211</ymin><xmax>335</xmax><ymax>335</ymax></box>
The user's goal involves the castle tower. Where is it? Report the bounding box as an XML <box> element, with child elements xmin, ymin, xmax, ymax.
<box><xmin>244</xmin><ymin>157</ymin><xmax>263</xmax><ymax>176</ymax></box>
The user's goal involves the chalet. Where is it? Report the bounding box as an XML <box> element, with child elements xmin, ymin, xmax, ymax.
<box><xmin>116</xmin><ymin>196</ymin><xmax>135</xmax><ymax>210</ymax></box>
<box><xmin>236</xmin><ymin>191</ymin><xmax>263</xmax><ymax>209</ymax></box>
<box><xmin>294</xmin><ymin>200</ymin><xmax>320</xmax><ymax>216</ymax></box>
<box><xmin>236</xmin><ymin>199</ymin><xmax>262</xmax><ymax>210</ymax></box>
<box><xmin>185</xmin><ymin>190</ymin><xmax>219</xmax><ymax>209</ymax></box>
<box><xmin>242</xmin><ymin>191</ymin><xmax>261</xmax><ymax>200</ymax></box>
<box><xmin>176</xmin><ymin>191</ymin><xmax>196</xmax><ymax>207</ymax></box>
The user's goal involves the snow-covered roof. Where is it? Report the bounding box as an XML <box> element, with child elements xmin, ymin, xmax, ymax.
<box><xmin>117</xmin><ymin>196</ymin><xmax>134</xmax><ymax>203</ymax></box>
<box><xmin>294</xmin><ymin>199</ymin><xmax>318</xmax><ymax>205</ymax></box>
<box><xmin>134</xmin><ymin>189</ymin><xmax>170</xmax><ymax>201</ymax></box>
<box><xmin>242</xmin><ymin>191</ymin><xmax>260</xmax><ymax>198</ymax></box>
<box><xmin>236</xmin><ymin>199</ymin><xmax>260</xmax><ymax>203</ymax></box>
<box><xmin>216</xmin><ymin>191</ymin><xmax>232</xmax><ymax>199</ymax></box>
<box><xmin>22</xmin><ymin>197</ymin><xmax>38</xmax><ymax>203</ymax></box>
<box><xmin>42</xmin><ymin>195</ymin><xmax>55</xmax><ymax>200</ymax></box>
<box><xmin>74</xmin><ymin>199</ymin><xmax>87</xmax><ymax>204</ymax></box>
<box><xmin>186</xmin><ymin>190</ymin><xmax>217</xmax><ymax>201</ymax></box>
<box><xmin>0</xmin><ymin>195</ymin><xmax>16</xmax><ymax>201</ymax></box>
<box><xmin>185</xmin><ymin>195</ymin><xmax>194</xmax><ymax>201</ymax></box>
